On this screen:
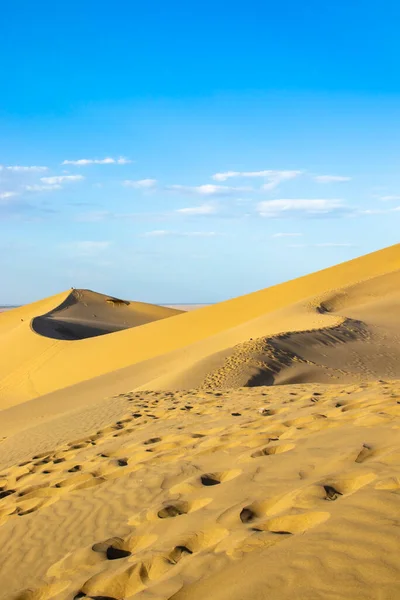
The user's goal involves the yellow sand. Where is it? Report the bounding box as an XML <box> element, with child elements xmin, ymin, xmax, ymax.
<box><xmin>1</xmin><ymin>243</ymin><xmax>400</xmax><ymax>408</ymax></box>
<box><xmin>0</xmin><ymin>243</ymin><xmax>400</xmax><ymax>600</ymax></box>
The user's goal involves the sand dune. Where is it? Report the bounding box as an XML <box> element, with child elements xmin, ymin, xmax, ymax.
<box><xmin>197</xmin><ymin>268</ymin><xmax>400</xmax><ymax>389</ymax></box>
<box><xmin>32</xmin><ymin>289</ymin><xmax>183</xmax><ymax>340</ymax></box>
<box><xmin>1</xmin><ymin>244</ymin><xmax>400</xmax><ymax>600</ymax></box>
<box><xmin>1</xmin><ymin>244</ymin><xmax>400</xmax><ymax>409</ymax></box>
<box><xmin>0</xmin><ymin>290</ymin><xmax>182</xmax><ymax>408</ymax></box>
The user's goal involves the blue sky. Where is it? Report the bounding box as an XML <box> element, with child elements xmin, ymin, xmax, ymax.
<box><xmin>1</xmin><ymin>1</ymin><xmax>399</xmax><ymax>304</ymax></box>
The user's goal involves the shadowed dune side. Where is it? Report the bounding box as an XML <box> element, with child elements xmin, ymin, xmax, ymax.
<box><xmin>196</xmin><ymin>269</ymin><xmax>400</xmax><ymax>389</ymax></box>
<box><xmin>31</xmin><ymin>289</ymin><xmax>184</xmax><ymax>340</ymax></box>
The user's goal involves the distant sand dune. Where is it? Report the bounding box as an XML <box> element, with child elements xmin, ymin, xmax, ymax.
<box><xmin>31</xmin><ymin>289</ymin><xmax>183</xmax><ymax>340</ymax></box>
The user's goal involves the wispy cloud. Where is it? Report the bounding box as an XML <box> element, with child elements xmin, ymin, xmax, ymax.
<box><xmin>41</xmin><ymin>175</ymin><xmax>84</xmax><ymax>184</ymax></box>
<box><xmin>0</xmin><ymin>191</ymin><xmax>19</xmax><ymax>201</ymax></box>
<box><xmin>123</xmin><ymin>179</ymin><xmax>157</xmax><ymax>189</ymax></box>
<box><xmin>258</xmin><ymin>199</ymin><xmax>347</xmax><ymax>218</ymax></box>
<box><xmin>61</xmin><ymin>241</ymin><xmax>111</xmax><ymax>257</ymax></box>
<box><xmin>379</xmin><ymin>195</ymin><xmax>400</xmax><ymax>201</ymax></box>
<box><xmin>143</xmin><ymin>230</ymin><xmax>219</xmax><ymax>237</ymax></box>
<box><xmin>212</xmin><ymin>169</ymin><xmax>302</xmax><ymax>191</ymax></box>
<box><xmin>289</xmin><ymin>242</ymin><xmax>356</xmax><ymax>248</ymax></box>
<box><xmin>168</xmin><ymin>184</ymin><xmax>252</xmax><ymax>196</ymax></box>
<box><xmin>62</xmin><ymin>157</ymin><xmax>131</xmax><ymax>166</ymax></box>
<box><xmin>0</xmin><ymin>165</ymin><xmax>48</xmax><ymax>172</ymax></box>
<box><xmin>24</xmin><ymin>184</ymin><xmax>62</xmax><ymax>192</ymax></box>
<box><xmin>176</xmin><ymin>204</ymin><xmax>217</xmax><ymax>215</ymax></box>
<box><xmin>271</xmin><ymin>232</ymin><xmax>303</xmax><ymax>238</ymax></box>
<box><xmin>359</xmin><ymin>206</ymin><xmax>400</xmax><ymax>215</ymax></box>
<box><xmin>314</xmin><ymin>175</ymin><xmax>351</xmax><ymax>183</ymax></box>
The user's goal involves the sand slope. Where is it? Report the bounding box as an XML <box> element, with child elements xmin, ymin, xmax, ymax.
<box><xmin>1</xmin><ymin>244</ymin><xmax>400</xmax><ymax>600</ymax></box>
<box><xmin>0</xmin><ymin>290</ymin><xmax>182</xmax><ymax>408</ymax></box>
<box><xmin>196</xmin><ymin>268</ymin><xmax>400</xmax><ymax>389</ymax></box>
<box><xmin>1</xmin><ymin>244</ymin><xmax>400</xmax><ymax>408</ymax></box>
<box><xmin>32</xmin><ymin>289</ymin><xmax>184</xmax><ymax>340</ymax></box>
<box><xmin>1</xmin><ymin>381</ymin><xmax>400</xmax><ymax>600</ymax></box>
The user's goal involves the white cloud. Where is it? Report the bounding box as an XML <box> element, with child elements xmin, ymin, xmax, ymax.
<box><xmin>271</xmin><ymin>232</ymin><xmax>303</xmax><ymax>238</ymax></box>
<box><xmin>359</xmin><ymin>206</ymin><xmax>400</xmax><ymax>215</ymax></box>
<box><xmin>380</xmin><ymin>195</ymin><xmax>400</xmax><ymax>201</ymax></box>
<box><xmin>258</xmin><ymin>199</ymin><xmax>345</xmax><ymax>217</ymax></box>
<box><xmin>176</xmin><ymin>204</ymin><xmax>217</xmax><ymax>215</ymax></box>
<box><xmin>212</xmin><ymin>169</ymin><xmax>302</xmax><ymax>191</ymax></box>
<box><xmin>143</xmin><ymin>230</ymin><xmax>218</xmax><ymax>237</ymax></box>
<box><xmin>61</xmin><ymin>241</ymin><xmax>111</xmax><ymax>257</ymax></box>
<box><xmin>40</xmin><ymin>175</ymin><xmax>84</xmax><ymax>184</ymax></box>
<box><xmin>168</xmin><ymin>184</ymin><xmax>252</xmax><ymax>196</ymax></box>
<box><xmin>0</xmin><ymin>165</ymin><xmax>48</xmax><ymax>172</ymax></box>
<box><xmin>62</xmin><ymin>157</ymin><xmax>131</xmax><ymax>166</ymax></box>
<box><xmin>262</xmin><ymin>172</ymin><xmax>303</xmax><ymax>190</ymax></box>
<box><xmin>358</xmin><ymin>209</ymin><xmax>387</xmax><ymax>215</ymax></box>
<box><xmin>314</xmin><ymin>175</ymin><xmax>351</xmax><ymax>183</ymax></box>
<box><xmin>0</xmin><ymin>191</ymin><xmax>18</xmax><ymax>200</ymax></box>
<box><xmin>143</xmin><ymin>230</ymin><xmax>171</xmax><ymax>237</ymax></box>
<box><xmin>212</xmin><ymin>170</ymin><xmax>268</xmax><ymax>181</ymax></box>
<box><xmin>289</xmin><ymin>243</ymin><xmax>355</xmax><ymax>248</ymax></box>
<box><xmin>24</xmin><ymin>184</ymin><xmax>62</xmax><ymax>192</ymax></box>
<box><xmin>123</xmin><ymin>179</ymin><xmax>157</xmax><ymax>189</ymax></box>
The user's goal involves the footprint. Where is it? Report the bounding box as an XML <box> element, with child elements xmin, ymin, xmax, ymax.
<box><xmin>167</xmin><ymin>545</ymin><xmax>193</xmax><ymax>564</ymax></box>
<box><xmin>171</xmin><ymin>470</ymin><xmax>241</xmax><ymax>495</ymax></box>
<box><xmin>322</xmin><ymin>471</ymin><xmax>376</xmax><ymax>495</ymax></box>
<box><xmin>323</xmin><ymin>485</ymin><xmax>343</xmax><ymax>501</ymax></box>
<box><xmin>79</xmin><ymin>562</ymin><xmax>148</xmax><ymax>599</ymax></box>
<box><xmin>0</xmin><ymin>489</ymin><xmax>15</xmax><ymax>500</ymax></box>
<box><xmin>92</xmin><ymin>538</ymin><xmax>132</xmax><ymax>560</ymax></box>
<box><xmin>251</xmin><ymin>443</ymin><xmax>295</xmax><ymax>458</ymax></box>
<box><xmin>143</xmin><ymin>437</ymin><xmax>162</xmax><ymax>446</ymax></box>
<box><xmin>156</xmin><ymin>498</ymin><xmax>211</xmax><ymax>519</ymax></box>
<box><xmin>255</xmin><ymin>511</ymin><xmax>330</xmax><ymax>534</ymax></box>
<box><xmin>200</xmin><ymin>470</ymin><xmax>241</xmax><ymax>487</ymax></box>
<box><xmin>68</xmin><ymin>465</ymin><xmax>82</xmax><ymax>473</ymax></box>
<box><xmin>355</xmin><ymin>444</ymin><xmax>375</xmax><ymax>463</ymax></box>
<box><xmin>171</xmin><ymin>527</ymin><xmax>228</xmax><ymax>554</ymax></box>
<box><xmin>240</xmin><ymin>507</ymin><xmax>257</xmax><ymax>524</ymax></box>
<box><xmin>158</xmin><ymin>503</ymin><xmax>189</xmax><ymax>519</ymax></box>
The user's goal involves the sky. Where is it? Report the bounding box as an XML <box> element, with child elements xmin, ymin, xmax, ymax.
<box><xmin>1</xmin><ymin>1</ymin><xmax>399</xmax><ymax>304</ymax></box>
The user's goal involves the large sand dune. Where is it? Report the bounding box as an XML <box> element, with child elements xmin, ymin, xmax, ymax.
<box><xmin>1</xmin><ymin>244</ymin><xmax>400</xmax><ymax>600</ymax></box>
<box><xmin>32</xmin><ymin>289</ymin><xmax>184</xmax><ymax>340</ymax></box>
<box><xmin>1</xmin><ymin>244</ymin><xmax>400</xmax><ymax>409</ymax></box>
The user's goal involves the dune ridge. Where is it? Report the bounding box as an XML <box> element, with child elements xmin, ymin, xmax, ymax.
<box><xmin>198</xmin><ymin>268</ymin><xmax>400</xmax><ymax>389</ymax></box>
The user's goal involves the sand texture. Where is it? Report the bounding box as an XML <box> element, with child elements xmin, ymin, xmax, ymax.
<box><xmin>1</xmin><ymin>243</ymin><xmax>400</xmax><ymax>599</ymax></box>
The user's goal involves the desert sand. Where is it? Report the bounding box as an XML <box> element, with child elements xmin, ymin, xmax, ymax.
<box><xmin>1</xmin><ymin>243</ymin><xmax>400</xmax><ymax>600</ymax></box>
